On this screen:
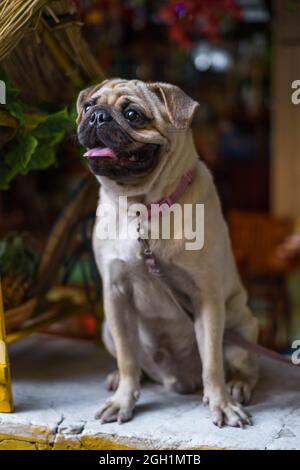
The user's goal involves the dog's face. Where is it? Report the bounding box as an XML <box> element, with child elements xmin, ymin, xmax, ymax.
<box><xmin>76</xmin><ymin>79</ymin><xmax>198</xmax><ymax>182</ymax></box>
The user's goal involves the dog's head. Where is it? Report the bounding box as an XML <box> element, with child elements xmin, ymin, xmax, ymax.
<box><xmin>76</xmin><ymin>79</ymin><xmax>199</xmax><ymax>183</ymax></box>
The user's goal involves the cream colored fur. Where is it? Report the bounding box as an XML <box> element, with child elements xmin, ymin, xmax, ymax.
<box><xmin>77</xmin><ymin>79</ymin><xmax>258</xmax><ymax>428</ymax></box>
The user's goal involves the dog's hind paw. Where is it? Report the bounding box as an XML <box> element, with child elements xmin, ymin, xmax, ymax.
<box><xmin>106</xmin><ymin>370</ymin><xmax>120</xmax><ymax>392</ymax></box>
<box><xmin>227</xmin><ymin>379</ymin><xmax>252</xmax><ymax>405</ymax></box>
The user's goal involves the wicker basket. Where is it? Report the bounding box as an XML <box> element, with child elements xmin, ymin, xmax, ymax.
<box><xmin>5</xmin><ymin>297</ymin><xmax>37</xmax><ymax>333</ymax></box>
<box><xmin>2</xmin><ymin>175</ymin><xmax>97</xmax><ymax>334</ymax></box>
<box><xmin>0</xmin><ymin>0</ymin><xmax>105</xmax><ymax>104</ymax></box>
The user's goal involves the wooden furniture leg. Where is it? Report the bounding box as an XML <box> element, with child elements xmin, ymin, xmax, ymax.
<box><xmin>0</xmin><ymin>278</ymin><xmax>13</xmax><ymax>412</ymax></box>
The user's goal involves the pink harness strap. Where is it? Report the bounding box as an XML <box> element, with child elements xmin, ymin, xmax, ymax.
<box><xmin>147</xmin><ymin>168</ymin><xmax>196</xmax><ymax>219</ymax></box>
<box><xmin>138</xmin><ymin>167</ymin><xmax>196</xmax><ymax>275</ymax></box>
<box><xmin>137</xmin><ymin>167</ymin><xmax>196</xmax><ymax>276</ymax></box>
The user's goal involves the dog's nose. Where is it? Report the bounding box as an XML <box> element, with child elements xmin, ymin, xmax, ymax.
<box><xmin>89</xmin><ymin>109</ymin><xmax>112</xmax><ymax>127</ymax></box>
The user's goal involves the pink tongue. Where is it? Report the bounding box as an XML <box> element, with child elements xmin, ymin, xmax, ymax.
<box><xmin>84</xmin><ymin>147</ymin><xmax>116</xmax><ymax>159</ymax></box>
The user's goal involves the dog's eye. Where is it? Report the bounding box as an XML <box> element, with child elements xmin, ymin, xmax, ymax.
<box><xmin>124</xmin><ymin>109</ymin><xmax>141</xmax><ymax>123</ymax></box>
<box><xmin>84</xmin><ymin>102</ymin><xmax>94</xmax><ymax>112</ymax></box>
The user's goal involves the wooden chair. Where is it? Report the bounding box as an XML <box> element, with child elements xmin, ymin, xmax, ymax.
<box><xmin>228</xmin><ymin>211</ymin><xmax>293</xmax><ymax>350</ymax></box>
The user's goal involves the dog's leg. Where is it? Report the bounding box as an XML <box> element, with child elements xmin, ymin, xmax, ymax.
<box><xmin>225</xmin><ymin>293</ymin><xmax>259</xmax><ymax>405</ymax></box>
<box><xmin>96</xmin><ymin>260</ymin><xmax>141</xmax><ymax>424</ymax></box>
<box><xmin>193</xmin><ymin>289</ymin><xmax>252</xmax><ymax>428</ymax></box>
<box><xmin>102</xmin><ymin>319</ymin><xmax>120</xmax><ymax>391</ymax></box>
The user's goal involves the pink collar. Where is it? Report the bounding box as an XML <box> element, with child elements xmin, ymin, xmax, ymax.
<box><xmin>147</xmin><ymin>167</ymin><xmax>196</xmax><ymax>219</ymax></box>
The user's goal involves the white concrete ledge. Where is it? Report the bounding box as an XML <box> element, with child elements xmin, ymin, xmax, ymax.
<box><xmin>0</xmin><ymin>334</ymin><xmax>299</xmax><ymax>450</ymax></box>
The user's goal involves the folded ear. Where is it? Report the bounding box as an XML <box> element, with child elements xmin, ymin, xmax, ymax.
<box><xmin>147</xmin><ymin>82</ymin><xmax>199</xmax><ymax>129</ymax></box>
<box><xmin>76</xmin><ymin>79</ymin><xmax>109</xmax><ymax>122</ymax></box>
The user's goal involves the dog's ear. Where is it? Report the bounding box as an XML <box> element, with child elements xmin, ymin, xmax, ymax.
<box><xmin>147</xmin><ymin>82</ymin><xmax>199</xmax><ymax>129</ymax></box>
<box><xmin>76</xmin><ymin>79</ymin><xmax>109</xmax><ymax>123</ymax></box>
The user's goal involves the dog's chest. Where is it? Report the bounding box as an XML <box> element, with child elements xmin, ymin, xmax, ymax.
<box><xmin>94</xmin><ymin>196</ymin><xmax>196</xmax><ymax>319</ymax></box>
<box><xmin>94</xmin><ymin>198</ymin><xmax>178</xmax><ymax>263</ymax></box>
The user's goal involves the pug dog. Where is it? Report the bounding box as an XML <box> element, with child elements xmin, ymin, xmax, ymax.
<box><xmin>76</xmin><ymin>78</ymin><xmax>258</xmax><ymax>428</ymax></box>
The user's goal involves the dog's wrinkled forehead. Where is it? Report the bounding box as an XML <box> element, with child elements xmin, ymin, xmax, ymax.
<box><xmin>92</xmin><ymin>79</ymin><xmax>149</xmax><ymax>107</ymax></box>
<box><xmin>77</xmin><ymin>78</ymin><xmax>199</xmax><ymax>129</ymax></box>
<box><xmin>77</xmin><ymin>79</ymin><xmax>156</xmax><ymax>118</ymax></box>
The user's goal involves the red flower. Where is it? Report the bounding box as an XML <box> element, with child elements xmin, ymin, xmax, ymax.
<box><xmin>157</xmin><ymin>0</ymin><xmax>241</xmax><ymax>50</ymax></box>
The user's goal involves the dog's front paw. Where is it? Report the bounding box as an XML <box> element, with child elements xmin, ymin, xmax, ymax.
<box><xmin>203</xmin><ymin>390</ymin><xmax>252</xmax><ymax>428</ymax></box>
<box><xmin>95</xmin><ymin>387</ymin><xmax>140</xmax><ymax>424</ymax></box>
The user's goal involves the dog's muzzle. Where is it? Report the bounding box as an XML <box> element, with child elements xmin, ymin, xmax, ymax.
<box><xmin>89</xmin><ymin>108</ymin><xmax>113</xmax><ymax>127</ymax></box>
<box><xmin>77</xmin><ymin>105</ymin><xmax>161</xmax><ymax>181</ymax></box>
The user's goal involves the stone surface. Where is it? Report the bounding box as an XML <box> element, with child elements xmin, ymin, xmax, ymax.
<box><xmin>0</xmin><ymin>334</ymin><xmax>299</xmax><ymax>450</ymax></box>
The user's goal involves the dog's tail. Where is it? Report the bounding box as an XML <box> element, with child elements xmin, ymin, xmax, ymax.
<box><xmin>225</xmin><ymin>331</ymin><xmax>300</xmax><ymax>368</ymax></box>
<box><xmin>160</xmin><ymin>272</ymin><xmax>299</xmax><ymax>369</ymax></box>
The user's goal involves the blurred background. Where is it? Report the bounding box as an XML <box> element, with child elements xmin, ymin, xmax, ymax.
<box><xmin>1</xmin><ymin>0</ymin><xmax>300</xmax><ymax>354</ymax></box>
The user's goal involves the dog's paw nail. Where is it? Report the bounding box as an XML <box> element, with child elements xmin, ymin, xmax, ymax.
<box><xmin>214</xmin><ymin>419</ymin><xmax>223</xmax><ymax>428</ymax></box>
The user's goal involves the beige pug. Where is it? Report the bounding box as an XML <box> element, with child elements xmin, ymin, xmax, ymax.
<box><xmin>76</xmin><ymin>78</ymin><xmax>258</xmax><ymax>428</ymax></box>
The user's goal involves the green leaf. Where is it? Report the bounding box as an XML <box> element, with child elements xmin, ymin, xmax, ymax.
<box><xmin>5</xmin><ymin>100</ymin><xmax>25</xmax><ymax>126</ymax></box>
<box><xmin>27</xmin><ymin>144</ymin><xmax>56</xmax><ymax>171</ymax></box>
<box><xmin>0</xmin><ymin>159</ymin><xmax>25</xmax><ymax>189</ymax></box>
<box><xmin>33</xmin><ymin>108</ymin><xmax>74</xmax><ymax>144</ymax></box>
<box><xmin>4</xmin><ymin>134</ymin><xmax>38</xmax><ymax>173</ymax></box>
<box><xmin>0</xmin><ymin>83</ymin><xmax>76</xmax><ymax>189</ymax></box>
